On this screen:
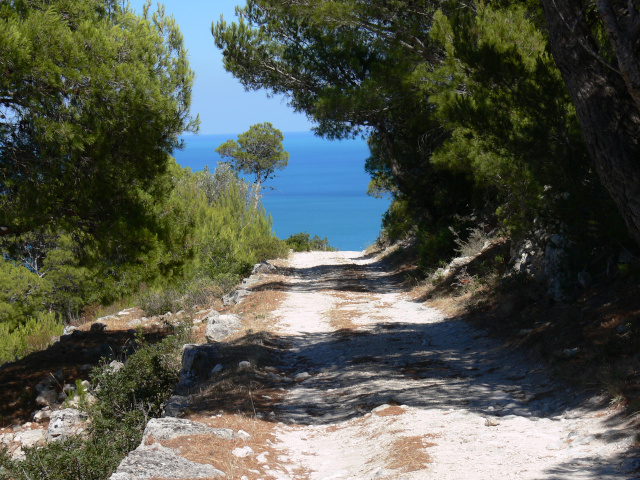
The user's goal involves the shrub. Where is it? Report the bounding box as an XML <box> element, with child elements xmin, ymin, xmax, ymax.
<box><xmin>285</xmin><ymin>232</ymin><xmax>336</xmax><ymax>252</ymax></box>
<box><xmin>0</xmin><ymin>312</ymin><xmax>63</xmax><ymax>364</ymax></box>
<box><xmin>0</xmin><ymin>329</ymin><xmax>188</xmax><ymax>480</ymax></box>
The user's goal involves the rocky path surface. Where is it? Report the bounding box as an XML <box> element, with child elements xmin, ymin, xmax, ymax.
<box><xmin>110</xmin><ymin>250</ymin><xmax>640</xmax><ymax>480</ymax></box>
<box><xmin>264</xmin><ymin>251</ymin><xmax>639</xmax><ymax>479</ymax></box>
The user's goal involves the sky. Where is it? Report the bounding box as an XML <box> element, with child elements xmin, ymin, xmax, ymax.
<box><xmin>130</xmin><ymin>0</ymin><xmax>314</xmax><ymax>135</ymax></box>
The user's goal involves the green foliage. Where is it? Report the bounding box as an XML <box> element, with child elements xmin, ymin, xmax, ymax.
<box><xmin>0</xmin><ymin>311</ymin><xmax>62</xmax><ymax>364</ymax></box>
<box><xmin>417</xmin><ymin>225</ymin><xmax>456</xmax><ymax>273</ymax></box>
<box><xmin>0</xmin><ymin>0</ymin><xmax>199</xmax><ymax>259</ymax></box>
<box><xmin>285</xmin><ymin>232</ymin><xmax>336</xmax><ymax>252</ymax></box>
<box><xmin>0</xmin><ymin>330</ymin><xmax>186</xmax><ymax>480</ymax></box>
<box><xmin>426</xmin><ymin>2</ymin><xmax>624</xmax><ymax>240</ymax></box>
<box><xmin>216</xmin><ymin>122</ymin><xmax>289</xmax><ymax>192</ymax></box>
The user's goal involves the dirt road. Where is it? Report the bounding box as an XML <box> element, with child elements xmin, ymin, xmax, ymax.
<box><xmin>260</xmin><ymin>251</ymin><xmax>638</xmax><ymax>479</ymax></box>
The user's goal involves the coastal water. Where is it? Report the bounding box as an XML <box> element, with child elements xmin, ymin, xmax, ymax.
<box><xmin>173</xmin><ymin>131</ymin><xmax>390</xmax><ymax>251</ymax></box>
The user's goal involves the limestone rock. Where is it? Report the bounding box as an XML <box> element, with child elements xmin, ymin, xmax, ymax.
<box><xmin>62</xmin><ymin>325</ymin><xmax>78</xmax><ymax>336</ymax></box>
<box><xmin>205</xmin><ymin>314</ymin><xmax>241</xmax><ymax>342</ymax></box>
<box><xmin>141</xmin><ymin>417</ymin><xmax>234</xmax><ymax>443</ymax></box>
<box><xmin>45</xmin><ymin>408</ymin><xmax>88</xmax><ymax>443</ymax></box>
<box><xmin>109</xmin><ymin>443</ymin><xmax>224</xmax><ymax>479</ymax></box>
<box><xmin>15</xmin><ymin>428</ymin><xmax>46</xmax><ymax>448</ymax></box>
<box><xmin>36</xmin><ymin>389</ymin><xmax>58</xmax><ymax>407</ymax></box>
<box><xmin>252</xmin><ymin>261</ymin><xmax>277</xmax><ymax>275</ymax></box>
<box><xmin>232</xmin><ymin>445</ymin><xmax>254</xmax><ymax>458</ymax></box>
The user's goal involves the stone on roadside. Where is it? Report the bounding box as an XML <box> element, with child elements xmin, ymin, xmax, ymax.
<box><xmin>141</xmin><ymin>417</ymin><xmax>235</xmax><ymax>443</ymax></box>
<box><xmin>90</xmin><ymin>321</ymin><xmax>108</xmax><ymax>333</ymax></box>
<box><xmin>252</xmin><ymin>261</ymin><xmax>277</xmax><ymax>275</ymax></box>
<box><xmin>205</xmin><ymin>313</ymin><xmax>241</xmax><ymax>342</ymax></box>
<box><xmin>109</xmin><ymin>443</ymin><xmax>224</xmax><ymax>479</ymax></box>
<box><xmin>232</xmin><ymin>446</ymin><xmax>254</xmax><ymax>458</ymax></box>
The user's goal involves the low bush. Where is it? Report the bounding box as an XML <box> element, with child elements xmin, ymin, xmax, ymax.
<box><xmin>0</xmin><ymin>328</ymin><xmax>188</xmax><ymax>480</ymax></box>
<box><xmin>285</xmin><ymin>232</ymin><xmax>336</xmax><ymax>252</ymax></box>
<box><xmin>0</xmin><ymin>312</ymin><xmax>63</xmax><ymax>364</ymax></box>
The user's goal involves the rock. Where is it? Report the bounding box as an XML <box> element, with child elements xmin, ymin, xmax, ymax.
<box><xmin>127</xmin><ymin>319</ymin><xmax>142</xmax><ymax>328</ymax></box>
<box><xmin>222</xmin><ymin>288</ymin><xmax>250</xmax><ymax>306</ymax></box>
<box><xmin>62</xmin><ymin>325</ymin><xmax>78</xmax><ymax>336</ymax></box>
<box><xmin>141</xmin><ymin>418</ymin><xmax>235</xmax><ymax>443</ymax></box>
<box><xmin>232</xmin><ymin>446</ymin><xmax>254</xmax><ymax>458</ymax></box>
<box><xmin>179</xmin><ymin>344</ymin><xmax>222</xmax><ymax>387</ymax></box>
<box><xmin>484</xmin><ymin>418</ymin><xmax>500</xmax><ymax>427</ymax></box>
<box><xmin>33</xmin><ymin>409</ymin><xmax>51</xmax><ymax>423</ymax></box>
<box><xmin>15</xmin><ymin>429</ymin><xmax>46</xmax><ymax>448</ymax></box>
<box><xmin>210</xmin><ymin>364</ymin><xmax>224</xmax><ymax>375</ymax></box>
<box><xmin>238</xmin><ymin>361</ymin><xmax>251</xmax><ymax>370</ymax></box>
<box><xmin>36</xmin><ymin>389</ymin><xmax>58</xmax><ymax>407</ymax></box>
<box><xmin>46</xmin><ymin>409</ymin><xmax>88</xmax><ymax>443</ymax></box>
<box><xmin>577</xmin><ymin>271</ymin><xmax>593</xmax><ymax>289</ymax></box>
<box><xmin>109</xmin><ymin>360</ymin><xmax>125</xmax><ymax>373</ymax></box>
<box><xmin>90</xmin><ymin>321</ymin><xmax>108</xmax><ymax>332</ymax></box>
<box><xmin>236</xmin><ymin>429</ymin><xmax>251</xmax><ymax>440</ymax></box>
<box><xmin>109</xmin><ymin>443</ymin><xmax>224</xmax><ymax>479</ymax></box>
<box><xmin>118</xmin><ymin>308</ymin><xmax>136</xmax><ymax>316</ymax></box>
<box><xmin>163</xmin><ymin>395</ymin><xmax>190</xmax><ymax>418</ymax></box>
<box><xmin>62</xmin><ymin>383</ymin><xmax>76</xmax><ymax>395</ymax></box>
<box><xmin>205</xmin><ymin>314</ymin><xmax>241</xmax><ymax>342</ymax></box>
<box><xmin>252</xmin><ymin>261</ymin><xmax>277</xmax><ymax>275</ymax></box>
<box><xmin>545</xmin><ymin>441</ymin><xmax>565</xmax><ymax>450</ymax></box>
<box><xmin>295</xmin><ymin>372</ymin><xmax>311</xmax><ymax>381</ymax></box>
<box><xmin>562</xmin><ymin>347</ymin><xmax>580</xmax><ymax>358</ymax></box>
<box><xmin>256</xmin><ymin>452</ymin><xmax>269</xmax><ymax>464</ymax></box>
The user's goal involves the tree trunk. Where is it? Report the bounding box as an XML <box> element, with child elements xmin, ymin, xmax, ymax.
<box><xmin>540</xmin><ymin>0</ymin><xmax>640</xmax><ymax>246</ymax></box>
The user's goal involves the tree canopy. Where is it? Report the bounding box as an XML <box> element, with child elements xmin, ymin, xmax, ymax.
<box><xmin>213</xmin><ymin>0</ymin><xmax>632</xmax><ymax>261</ymax></box>
<box><xmin>0</xmin><ymin>0</ymin><xmax>199</xmax><ymax>256</ymax></box>
<box><xmin>215</xmin><ymin>122</ymin><xmax>289</xmax><ymax>206</ymax></box>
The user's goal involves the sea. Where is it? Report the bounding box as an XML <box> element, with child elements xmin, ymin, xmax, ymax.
<box><xmin>172</xmin><ymin>131</ymin><xmax>390</xmax><ymax>251</ymax></box>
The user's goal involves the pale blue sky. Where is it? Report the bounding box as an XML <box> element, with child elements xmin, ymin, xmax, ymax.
<box><xmin>131</xmin><ymin>1</ymin><xmax>313</xmax><ymax>135</ymax></box>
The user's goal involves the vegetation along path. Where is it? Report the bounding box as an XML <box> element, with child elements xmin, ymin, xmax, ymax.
<box><xmin>115</xmin><ymin>251</ymin><xmax>640</xmax><ymax>480</ymax></box>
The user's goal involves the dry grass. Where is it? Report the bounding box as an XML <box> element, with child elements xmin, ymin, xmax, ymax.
<box><xmin>374</xmin><ymin>405</ymin><xmax>406</xmax><ymax>417</ymax></box>
<box><xmin>158</xmin><ymin>414</ymin><xmax>285</xmax><ymax>480</ymax></box>
<box><xmin>385</xmin><ymin>435</ymin><xmax>434</xmax><ymax>473</ymax></box>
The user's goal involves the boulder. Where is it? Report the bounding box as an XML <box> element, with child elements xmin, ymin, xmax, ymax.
<box><xmin>15</xmin><ymin>429</ymin><xmax>46</xmax><ymax>448</ymax></box>
<box><xmin>141</xmin><ymin>417</ymin><xmax>234</xmax><ymax>443</ymax></box>
<box><xmin>205</xmin><ymin>314</ymin><xmax>241</xmax><ymax>342</ymax></box>
<box><xmin>109</xmin><ymin>443</ymin><xmax>224</xmax><ymax>479</ymax></box>
<box><xmin>90</xmin><ymin>321</ymin><xmax>108</xmax><ymax>333</ymax></box>
<box><xmin>36</xmin><ymin>389</ymin><xmax>58</xmax><ymax>407</ymax></box>
<box><xmin>178</xmin><ymin>344</ymin><xmax>222</xmax><ymax>390</ymax></box>
<box><xmin>45</xmin><ymin>408</ymin><xmax>88</xmax><ymax>443</ymax></box>
<box><xmin>222</xmin><ymin>288</ymin><xmax>250</xmax><ymax>306</ymax></box>
<box><xmin>252</xmin><ymin>261</ymin><xmax>277</xmax><ymax>275</ymax></box>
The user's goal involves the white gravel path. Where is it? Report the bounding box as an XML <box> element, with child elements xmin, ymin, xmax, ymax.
<box><xmin>264</xmin><ymin>251</ymin><xmax>639</xmax><ymax>480</ymax></box>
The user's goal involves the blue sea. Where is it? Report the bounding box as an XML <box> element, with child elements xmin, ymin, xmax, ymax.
<box><xmin>172</xmin><ymin>131</ymin><xmax>390</xmax><ymax>251</ymax></box>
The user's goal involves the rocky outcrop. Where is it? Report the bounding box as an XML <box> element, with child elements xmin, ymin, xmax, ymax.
<box><xmin>45</xmin><ymin>408</ymin><xmax>88</xmax><ymax>443</ymax></box>
<box><xmin>109</xmin><ymin>443</ymin><xmax>224</xmax><ymax>480</ymax></box>
<box><xmin>141</xmin><ymin>417</ymin><xmax>235</xmax><ymax>442</ymax></box>
<box><xmin>108</xmin><ymin>418</ymin><xmax>242</xmax><ymax>479</ymax></box>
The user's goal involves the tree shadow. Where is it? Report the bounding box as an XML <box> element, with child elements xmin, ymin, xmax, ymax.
<box><xmin>185</xmin><ymin>253</ymin><xmax>639</xmax><ymax>478</ymax></box>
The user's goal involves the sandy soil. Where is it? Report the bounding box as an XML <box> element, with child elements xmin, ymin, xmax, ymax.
<box><xmin>259</xmin><ymin>250</ymin><xmax>639</xmax><ymax>480</ymax></box>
